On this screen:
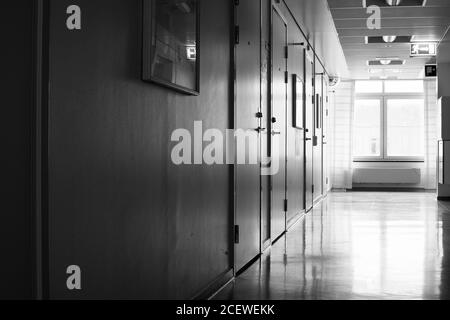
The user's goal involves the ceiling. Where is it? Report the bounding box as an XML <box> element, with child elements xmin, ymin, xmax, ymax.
<box><xmin>327</xmin><ymin>0</ymin><xmax>450</xmax><ymax>80</ymax></box>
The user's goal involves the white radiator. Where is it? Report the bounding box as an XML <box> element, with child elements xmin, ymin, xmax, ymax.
<box><xmin>353</xmin><ymin>168</ymin><xmax>421</xmax><ymax>184</ymax></box>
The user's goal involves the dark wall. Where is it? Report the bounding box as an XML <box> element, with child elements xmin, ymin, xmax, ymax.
<box><xmin>47</xmin><ymin>0</ymin><xmax>231</xmax><ymax>299</ymax></box>
<box><xmin>0</xmin><ymin>1</ymin><xmax>35</xmax><ymax>299</ymax></box>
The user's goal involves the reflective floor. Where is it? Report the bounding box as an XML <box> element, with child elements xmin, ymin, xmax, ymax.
<box><xmin>215</xmin><ymin>192</ymin><xmax>450</xmax><ymax>300</ymax></box>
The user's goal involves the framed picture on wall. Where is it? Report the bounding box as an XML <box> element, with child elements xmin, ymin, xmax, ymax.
<box><xmin>142</xmin><ymin>0</ymin><xmax>200</xmax><ymax>95</ymax></box>
<box><xmin>293</xmin><ymin>74</ymin><xmax>304</xmax><ymax>129</ymax></box>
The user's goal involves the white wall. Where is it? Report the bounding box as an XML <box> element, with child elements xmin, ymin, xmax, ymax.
<box><xmin>329</xmin><ymin>81</ymin><xmax>354</xmax><ymax>189</ymax></box>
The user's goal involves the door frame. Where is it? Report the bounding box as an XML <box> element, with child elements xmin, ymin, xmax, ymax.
<box><xmin>260</xmin><ymin>0</ymin><xmax>272</xmax><ymax>253</ymax></box>
<box><xmin>32</xmin><ymin>0</ymin><xmax>50</xmax><ymax>300</ymax></box>
<box><xmin>304</xmin><ymin>50</ymin><xmax>314</xmax><ymax>212</ymax></box>
<box><xmin>233</xmin><ymin>0</ymin><xmax>264</xmax><ymax>274</ymax></box>
<box><xmin>269</xmin><ymin>3</ymin><xmax>288</xmax><ymax>244</ymax></box>
<box><xmin>313</xmin><ymin>67</ymin><xmax>324</xmax><ymax>204</ymax></box>
<box><xmin>322</xmin><ymin>75</ymin><xmax>330</xmax><ymax>196</ymax></box>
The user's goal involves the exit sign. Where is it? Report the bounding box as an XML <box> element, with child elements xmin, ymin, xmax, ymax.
<box><xmin>410</xmin><ymin>43</ymin><xmax>437</xmax><ymax>57</ymax></box>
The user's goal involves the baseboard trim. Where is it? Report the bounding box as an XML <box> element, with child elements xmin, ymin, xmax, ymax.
<box><xmin>207</xmin><ymin>196</ymin><xmax>325</xmax><ymax>300</ymax></box>
<box><xmin>236</xmin><ymin>254</ymin><xmax>261</xmax><ymax>277</ymax></box>
<box><xmin>313</xmin><ymin>195</ymin><xmax>323</xmax><ymax>206</ymax></box>
<box><xmin>287</xmin><ymin>212</ymin><xmax>306</xmax><ymax>231</ymax></box>
<box><xmin>351</xmin><ymin>187</ymin><xmax>433</xmax><ymax>193</ymax></box>
<box><xmin>271</xmin><ymin>231</ymin><xmax>286</xmax><ymax>246</ymax></box>
<box><xmin>193</xmin><ymin>269</ymin><xmax>234</xmax><ymax>300</ymax></box>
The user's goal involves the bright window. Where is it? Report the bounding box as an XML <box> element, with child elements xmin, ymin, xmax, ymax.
<box><xmin>353</xmin><ymin>80</ymin><xmax>424</xmax><ymax>161</ymax></box>
<box><xmin>355</xmin><ymin>81</ymin><xmax>383</xmax><ymax>94</ymax></box>
<box><xmin>353</xmin><ymin>100</ymin><xmax>382</xmax><ymax>157</ymax></box>
<box><xmin>386</xmin><ymin>99</ymin><xmax>424</xmax><ymax>157</ymax></box>
<box><xmin>384</xmin><ymin>80</ymin><xmax>424</xmax><ymax>94</ymax></box>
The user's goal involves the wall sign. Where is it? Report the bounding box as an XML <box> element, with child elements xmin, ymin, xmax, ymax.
<box><xmin>410</xmin><ymin>43</ymin><xmax>437</xmax><ymax>57</ymax></box>
<box><xmin>425</xmin><ymin>65</ymin><xmax>437</xmax><ymax>77</ymax></box>
<box><xmin>142</xmin><ymin>0</ymin><xmax>200</xmax><ymax>95</ymax></box>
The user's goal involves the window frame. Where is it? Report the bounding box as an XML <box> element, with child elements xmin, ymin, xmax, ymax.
<box><xmin>353</xmin><ymin>81</ymin><xmax>425</xmax><ymax>162</ymax></box>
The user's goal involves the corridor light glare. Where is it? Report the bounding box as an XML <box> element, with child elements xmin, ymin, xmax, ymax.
<box><xmin>383</xmin><ymin>36</ymin><xmax>397</xmax><ymax>43</ymax></box>
<box><xmin>375</xmin><ymin>57</ymin><xmax>400</xmax><ymax>66</ymax></box>
<box><xmin>385</xmin><ymin>0</ymin><xmax>402</xmax><ymax>5</ymax></box>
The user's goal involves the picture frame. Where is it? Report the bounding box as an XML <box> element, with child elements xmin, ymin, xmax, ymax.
<box><xmin>293</xmin><ymin>74</ymin><xmax>304</xmax><ymax>129</ymax></box>
<box><xmin>142</xmin><ymin>0</ymin><xmax>200</xmax><ymax>95</ymax></box>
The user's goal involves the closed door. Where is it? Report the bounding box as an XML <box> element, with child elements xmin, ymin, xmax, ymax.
<box><xmin>235</xmin><ymin>0</ymin><xmax>262</xmax><ymax>272</ymax></box>
<box><xmin>313</xmin><ymin>71</ymin><xmax>323</xmax><ymax>202</ymax></box>
<box><xmin>323</xmin><ymin>80</ymin><xmax>329</xmax><ymax>196</ymax></box>
<box><xmin>270</xmin><ymin>6</ymin><xmax>287</xmax><ymax>241</ymax></box>
<box><xmin>304</xmin><ymin>53</ymin><xmax>314</xmax><ymax>211</ymax></box>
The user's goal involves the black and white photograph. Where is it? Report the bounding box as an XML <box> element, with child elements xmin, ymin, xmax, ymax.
<box><xmin>2</xmin><ymin>0</ymin><xmax>450</xmax><ymax>315</ymax></box>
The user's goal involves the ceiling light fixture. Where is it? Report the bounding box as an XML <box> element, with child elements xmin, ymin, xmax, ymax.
<box><xmin>379</xmin><ymin>59</ymin><xmax>392</xmax><ymax>65</ymax></box>
<box><xmin>385</xmin><ymin>0</ymin><xmax>402</xmax><ymax>5</ymax></box>
<box><xmin>383</xmin><ymin>35</ymin><xmax>397</xmax><ymax>43</ymax></box>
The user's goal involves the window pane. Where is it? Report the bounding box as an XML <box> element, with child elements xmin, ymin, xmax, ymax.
<box><xmin>353</xmin><ymin>100</ymin><xmax>381</xmax><ymax>157</ymax></box>
<box><xmin>355</xmin><ymin>81</ymin><xmax>383</xmax><ymax>94</ymax></box>
<box><xmin>385</xmin><ymin>80</ymin><xmax>424</xmax><ymax>93</ymax></box>
<box><xmin>386</xmin><ymin>99</ymin><xmax>424</xmax><ymax>157</ymax></box>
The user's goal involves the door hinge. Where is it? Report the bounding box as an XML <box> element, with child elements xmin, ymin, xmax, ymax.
<box><xmin>285</xmin><ymin>71</ymin><xmax>289</xmax><ymax>84</ymax></box>
<box><xmin>234</xmin><ymin>225</ymin><xmax>240</xmax><ymax>244</ymax></box>
<box><xmin>312</xmin><ymin>95</ymin><xmax>315</xmax><ymax>105</ymax></box>
<box><xmin>235</xmin><ymin>26</ymin><xmax>240</xmax><ymax>44</ymax></box>
<box><xmin>312</xmin><ymin>184</ymin><xmax>315</xmax><ymax>194</ymax></box>
<box><xmin>284</xmin><ymin>199</ymin><xmax>288</xmax><ymax>212</ymax></box>
<box><xmin>285</xmin><ymin>46</ymin><xmax>289</xmax><ymax>59</ymax></box>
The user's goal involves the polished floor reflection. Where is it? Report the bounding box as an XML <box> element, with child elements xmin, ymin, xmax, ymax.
<box><xmin>215</xmin><ymin>192</ymin><xmax>450</xmax><ymax>300</ymax></box>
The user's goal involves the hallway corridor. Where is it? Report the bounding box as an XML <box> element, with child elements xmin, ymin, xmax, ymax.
<box><xmin>216</xmin><ymin>192</ymin><xmax>450</xmax><ymax>300</ymax></box>
<box><xmin>6</xmin><ymin>0</ymin><xmax>450</xmax><ymax>303</ymax></box>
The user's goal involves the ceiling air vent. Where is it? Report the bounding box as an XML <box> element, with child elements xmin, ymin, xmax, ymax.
<box><xmin>363</xmin><ymin>0</ymin><xmax>426</xmax><ymax>7</ymax></box>
<box><xmin>366</xmin><ymin>36</ymin><xmax>412</xmax><ymax>44</ymax></box>
<box><xmin>368</xmin><ymin>60</ymin><xmax>405</xmax><ymax>66</ymax></box>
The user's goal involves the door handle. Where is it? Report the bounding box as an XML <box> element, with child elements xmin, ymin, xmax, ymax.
<box><xmin>271</xmin><ymin>130</ymin><xmax>281</xmax><ymax>136</ymax></box>
<box><xmin>305</xmin><ymin>138</ymin><xmax>312</xmax><ymax>141</ymax></box>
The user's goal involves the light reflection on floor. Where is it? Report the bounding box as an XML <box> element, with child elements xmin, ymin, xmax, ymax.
<box><xmin>215</xmin><ymin>192</ymin><xmax>450</xmax><ymax>300</ymax></box>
